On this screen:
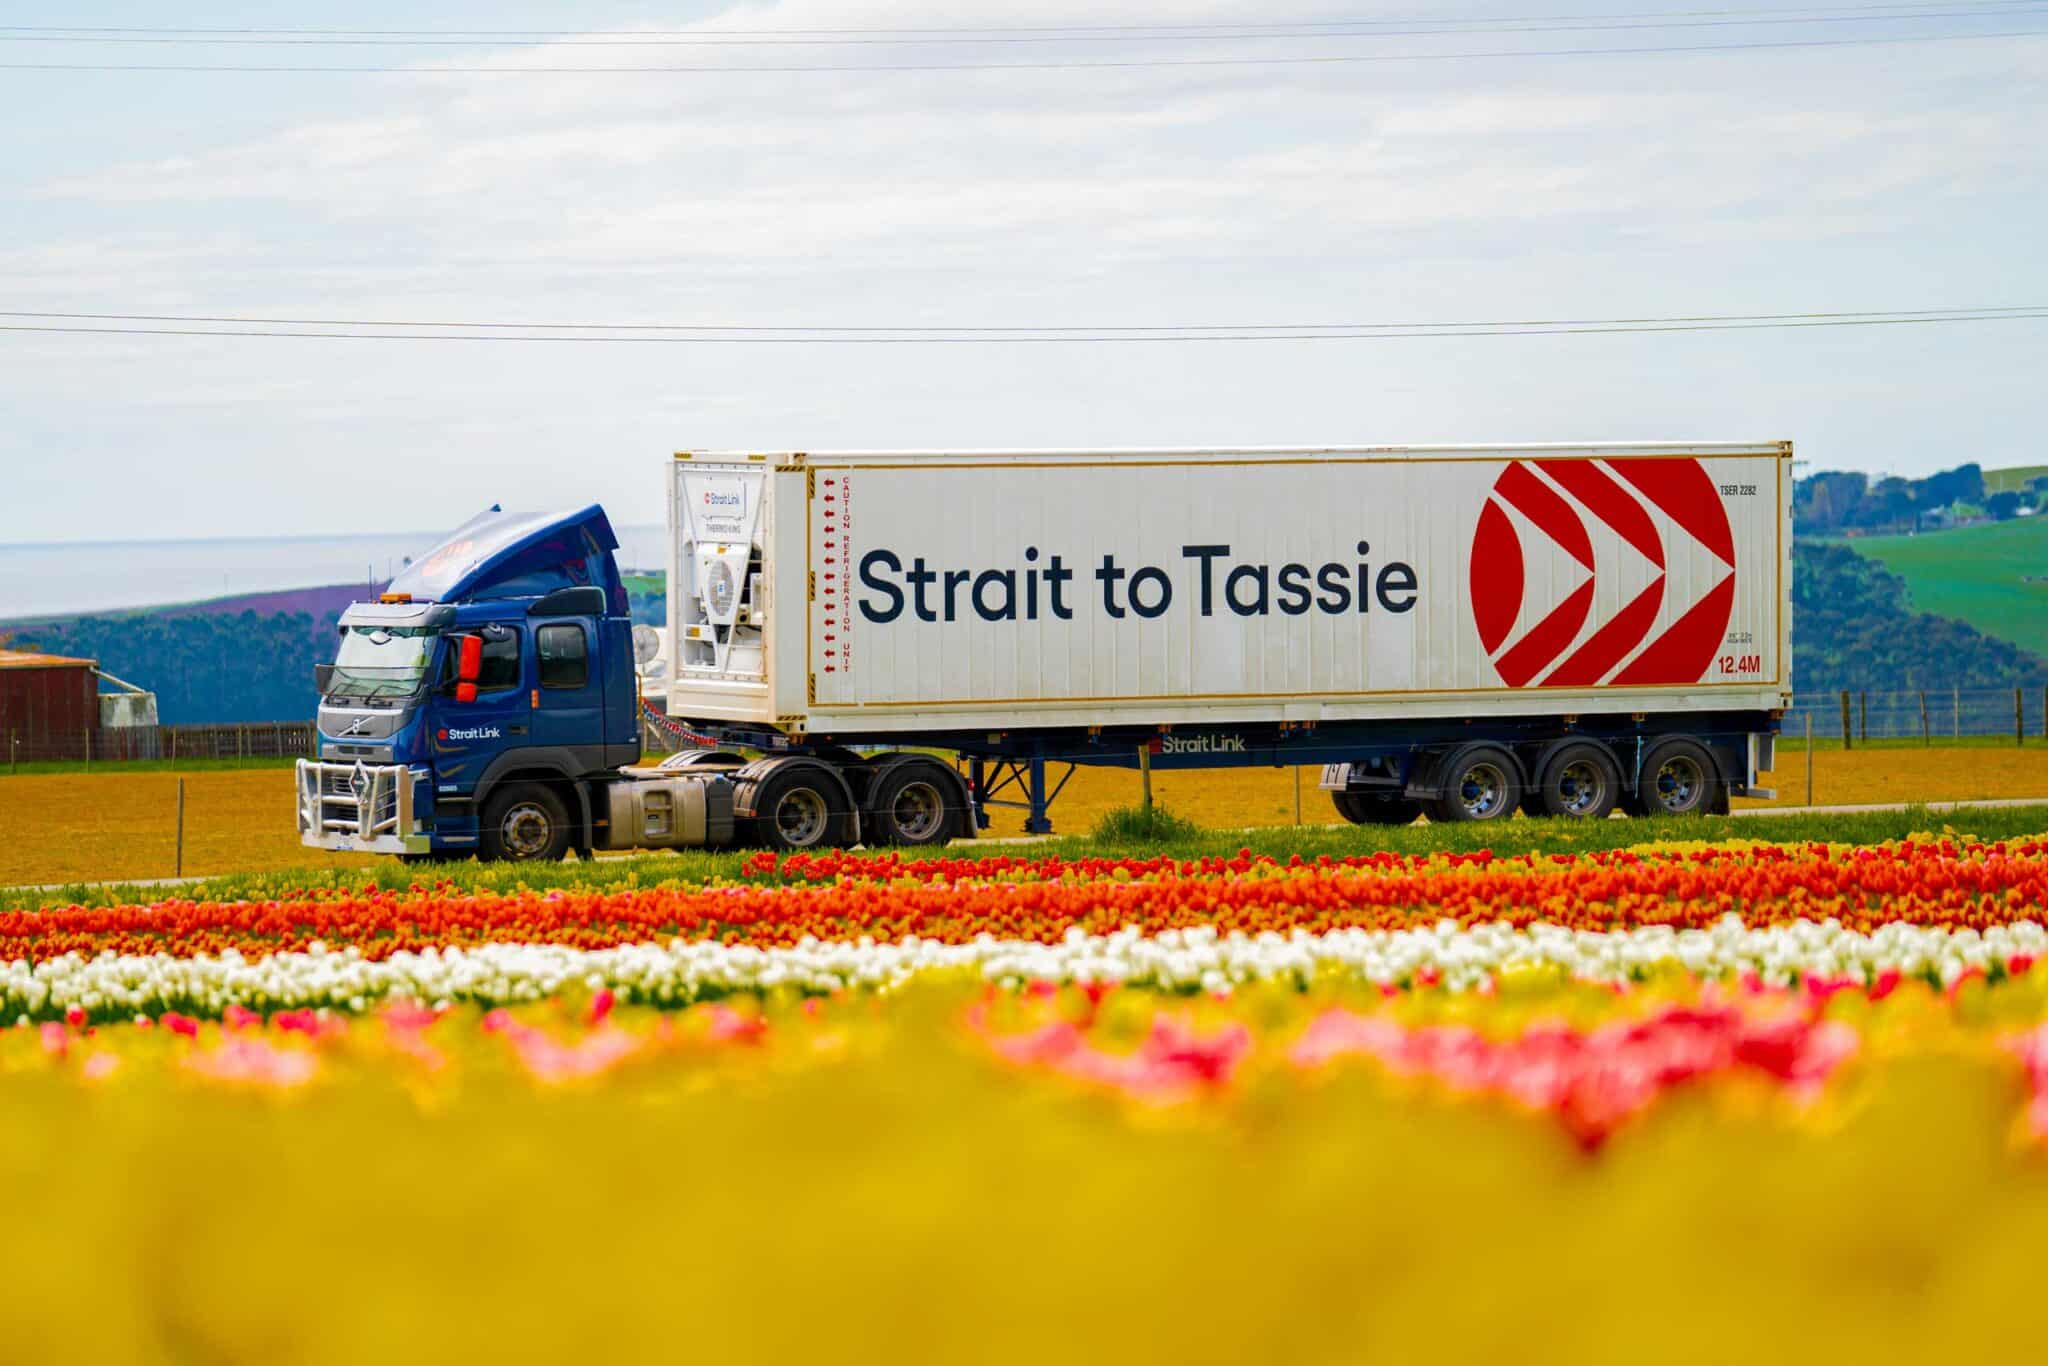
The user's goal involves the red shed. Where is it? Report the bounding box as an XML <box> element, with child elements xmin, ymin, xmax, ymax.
<box><xmin>0</xmin><ymin>649</ymin><xmax>101</xmax><ymax>751</ymax></box>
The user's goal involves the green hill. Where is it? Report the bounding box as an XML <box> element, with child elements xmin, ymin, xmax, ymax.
<box><xmin>1791</xmin><ymin>541</ymin><xmax>2048</xmax><ymax>690</ymax></box>
<box><xmin>1847</xmin><ymin>517</ymin><xmax>2048</xmax><ymax>659</ymax></box>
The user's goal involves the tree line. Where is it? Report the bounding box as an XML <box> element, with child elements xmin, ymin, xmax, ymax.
<box><xmin>1796</xmin><ymin>462</ymin><xmax>2046</xmax><ymax>535</ymax></box>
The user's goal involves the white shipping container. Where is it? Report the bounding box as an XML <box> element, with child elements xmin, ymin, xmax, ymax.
<box><xmin>668</xmin><ymin>444</ymin><xmax>1792</xmax><ymax>737</ymax></box>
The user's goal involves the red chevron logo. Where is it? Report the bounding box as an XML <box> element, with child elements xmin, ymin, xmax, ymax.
<box><xmin>1469</xmin><ymin>457</ymin><xmax>1736</xmax><ymax>687</ymax></box>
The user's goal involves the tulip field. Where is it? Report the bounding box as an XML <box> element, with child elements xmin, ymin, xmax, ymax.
<box><xmin>10</xmin><ymin>826</ymin><xmax>2048</xmax><ymax>1360</ymax></box>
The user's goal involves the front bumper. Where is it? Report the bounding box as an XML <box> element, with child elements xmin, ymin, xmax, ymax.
<box><xmin>295</xmin><ymin>759</ymin><xmax>431</xmax><ymax>855</ymax></box>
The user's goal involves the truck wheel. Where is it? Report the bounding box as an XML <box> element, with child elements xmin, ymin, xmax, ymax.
<box><xmin>753</xmin><ymin>769</ymin><xmax>850</xmax><ymax>852</ymax></box>
<box><xmin>1626</xmin><ymin>738</ymin><xmax>1718</xmax><ymax>818</ymax></box>
<box><xmin>1535</xmin><ymin>742</ymin><xmax>1622</xmax><ymax>820</ymax></box>
<box><xmin>868</xmin><ymin>760</ymin><xmax>958</xmax><ymax>847</ymax></box>
<box><xmin>1331</xmin><ymin>790</ymin><xmax>1423</xmax><ymax>825</ymax></box>
<box><xmin>480</xmin><ymin>784</ymin><xmax>573</xmax><ymax>862</ymax></box>
<box><xmin>1428</xmin><ymin>744</ymin><xmax>1521</xmax><ymax>823</ymax></box>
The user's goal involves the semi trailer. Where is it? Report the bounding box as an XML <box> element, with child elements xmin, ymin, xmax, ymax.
<box><xmin>297</xmin><ymin>443</ymin><xmax>1790</xmax><ymax>860</ymax></box>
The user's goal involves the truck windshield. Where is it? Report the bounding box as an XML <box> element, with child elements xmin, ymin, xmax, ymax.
<box><xmin>327</xmin><ymin>626</ymin><xmax>438</xmax><ymax>701</ymax></box>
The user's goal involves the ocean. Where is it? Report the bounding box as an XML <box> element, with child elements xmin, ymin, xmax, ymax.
<box><xmin>0</xmin><ymin>525</ymin><xmax>669</xmax><ymax>621</ymax></box>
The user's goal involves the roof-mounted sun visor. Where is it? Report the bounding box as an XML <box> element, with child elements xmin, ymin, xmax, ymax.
<box><xmin>384</xmin><ymin>504</ymin><xmax>623</xmax><ymax>605</ymax></box>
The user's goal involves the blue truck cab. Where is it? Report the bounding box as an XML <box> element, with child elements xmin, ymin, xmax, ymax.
<box><xmin>296</xmin><ymin>505</ymin><xmax>643</xmax><ymax>860</ymax></box>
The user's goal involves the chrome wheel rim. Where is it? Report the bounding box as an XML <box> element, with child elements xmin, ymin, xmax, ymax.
<box><xmin>1557</xmin><ymin>759</ymin><xmax>1607</xmax><ymax>817</ymax></box>
<box><xmin>1456</xmin><ymin>762</ymin><xmax>1510</xmax><ymax>820</ymax></box>
<box><xmin>890</xmin><ymin>781</ymin><xmax>944</xmax><ymax>842</ymax></box>
<box><xmin>500</xmin><ymin>802</ymin><xmax>554</xmax><ymax>858</ymax></box>
<box><xmin>1652</xmin><ymin>756</ymin><xmax>1705</xmax><ymax>813</ymax></box>
<box><xmin>774</xmin><ymin>788</ymin><xmax>830</xmax><ymax>846</ymax></box>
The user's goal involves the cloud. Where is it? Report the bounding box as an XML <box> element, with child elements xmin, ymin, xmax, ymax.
<box><xmin>2</xmin><ymin>0</ymin><xmax>2045</xmax><ymax>540</ymax></box>
<box><xmin>33</xmin><ymin>10</ymin><xmax>2044</xmax><ymax>294</ymax></box>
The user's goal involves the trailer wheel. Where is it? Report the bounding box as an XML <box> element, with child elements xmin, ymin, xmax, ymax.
<box><xmin>868</xmin><ymin>760</ymin><xmax>959</xmax><ymax>847</ymax></box>
<box><xmin>1428</xmin><ymin>744</ymin><xmax>1522</xmax><ymax>823</ymax></box>
<box><xmin>1331</xmin><ymin>790</ymin><xmax>1423</xmax><ymax>826</ymax></box>
<box><xmin>1534</xmin><ymin>742</ymin><xmax>1622</xmax><ymax>820</ymax></box>
<box><xmin>480</xmin><ymin>783</ymin><xmax>573</xmax><ymax>862</ymax></box>
<box><xmin>752</xmin><ymin>768</ymin><xmax>850</xmax><ymax>852</ymax></box>
<box><xmin>1626</xmin><ymin>738</ymin><xmax>1718</xmax><ymax>818</ymax></box>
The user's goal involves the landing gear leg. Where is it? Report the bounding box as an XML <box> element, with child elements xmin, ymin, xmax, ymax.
<box><xmin>1024</xmin><ymin>757</ymin><xmax>1052</xmax><ymax>836</ymax></box>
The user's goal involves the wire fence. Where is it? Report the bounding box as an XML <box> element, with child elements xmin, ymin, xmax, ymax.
<box><xmin>1784</xmin><ymin>688</ymin><xmax>2048</xmax><ymax>745</ymax></box>
<box><xmin>3</xmin><ymin>721</ymin><xmax>318</xmax><ymax>767</ymax></box>
<box><xmin>2</xmin><ymin>687</ymin><xmax>2044</xmax><ymax>772</ymax></box>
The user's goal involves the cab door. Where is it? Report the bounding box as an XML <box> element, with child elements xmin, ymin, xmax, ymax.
<box><xmin>428</xmin><ymin>622</ymin><xmax>529</xmax><ymax>796</ymax></box>
<box><xmin>531</xmin><ymin>618</ymin><xmax>605</xmax><ymax>773</ymax></box>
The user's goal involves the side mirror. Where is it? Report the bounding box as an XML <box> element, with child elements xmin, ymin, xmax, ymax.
<box><xmin>453</xmin><ymin>634</ymin><xmax>482</xmax><ymax>703</ymax></box>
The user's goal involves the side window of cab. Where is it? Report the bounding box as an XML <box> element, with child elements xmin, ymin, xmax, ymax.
<box><xmin>476</xmin><ymin>626</ymin><xmax>521</xmax><ymax>691</ymax></box>
<box><xmin>537</xmin><ymin>623</ymin><xmax>589</xmax><ymax>690</ymax></box>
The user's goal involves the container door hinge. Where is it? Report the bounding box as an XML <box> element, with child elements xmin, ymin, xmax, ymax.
<box><xmin>807</xmin><ymin>672</ymin><xmax>817</xmax><ymax>704</ymax></box>
<box><xmin>806</xmin><ymin>468</ymin><xmax>816</xmax><ymax>499</ymax></box>
<box><xmin>807</xmin><ymin>570</ymin><xmax>816</xmax><ymax>601</ymax></box>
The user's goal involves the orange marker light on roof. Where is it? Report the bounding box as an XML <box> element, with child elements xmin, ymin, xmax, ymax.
<box><xmin>379</xmin><ymin>593</ymin><xmax>413</xmax><ymax>604</ymax></box>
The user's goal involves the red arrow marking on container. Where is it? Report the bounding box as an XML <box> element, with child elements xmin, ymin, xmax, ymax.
<box><xmin>1611</xmin><ymin>574</ymin><xmax>1736</xmax><ymax>684</ymax></box>
<box><xmin>1496</xmin><ymin>462</ymin><xmax>1594</xmax><ymax>571</ymax></box>
<box><xmin>1536</xmin><ymin>459</ymin><xmax>1664</xmax><ymax>569</ymax></box>
<box><xmin>1469</xmin><ymin>498</ymin><xmax>1524</xmax><ymax>655</ymax></box>
<box><xmin>1609</xmin><ymin>459</ymin><xmax>1734</xmax><ymax>567</ymax></box>
<box><xmin>1540</xmin><ymin>575</ymin><xmax>1666</xmax><ymax>687</ymax></box>
<box><xmin>1493</xmin><ymin>580</ymin><xmax>1595</xmax><ymax>687</ymax></box>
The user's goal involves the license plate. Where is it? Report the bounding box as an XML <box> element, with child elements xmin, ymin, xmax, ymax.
<box><xmin>1318</xmin><ymin>763</ymin><xmax>1350</xmax><ymax>791</ymax></box>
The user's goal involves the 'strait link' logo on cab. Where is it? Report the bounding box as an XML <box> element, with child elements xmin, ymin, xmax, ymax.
<box><xmin>437</xmin><ymin>725</ymin><xmax>503</xmax><ymax>743</ymax></box>
<box><xmin>1468</xmin><ymin>457</ymin><xmax>1736</xmax><ymax>688</ymax></box>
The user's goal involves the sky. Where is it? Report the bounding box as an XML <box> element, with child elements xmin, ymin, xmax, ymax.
<box><xmin>1</xmin><ymin>0</ymin><xmax>2044</xmax><ymax>545</ymax></box>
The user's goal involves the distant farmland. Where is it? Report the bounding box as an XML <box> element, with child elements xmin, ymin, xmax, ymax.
<box><xmin>1852</xmin><ymin>517</ymin><xmax>2048</xmax><ymax>659</ymax></box>
<box><xmin>1984</xmin><ymin>464</ymin><xmax>2048</xmax><ymax>495</ymax></box>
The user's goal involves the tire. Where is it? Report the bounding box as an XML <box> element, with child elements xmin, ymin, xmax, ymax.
<box><xmin>752</xmin><ymin>767</ymin><xmax>851</xmax><ymax>852</ymax></box>
<box><xmin>867</xmin><ymin>760</ymin><xmax>960</xmax><ymax>847</ymax></box>
<box><xmin>1428</xmin><ymin>744</ymin><xmax>1522</xmax><ymax>823</ymax></box>
<box><xmin>479</xmin><ymin>783</ymin><xmax>573</xmax><ymax>862</ymax></box>
<box><xmin>1626</xmin><ymin>738</ymin><xmax>1719</xmax><ymax>818</ymax></box>
<box><xmin>1332</xmin><ymin>790</ymin><xmax>1424</xmax><ymax>826</ymax></box>
<box><xmin>1535</xmin><ymin>741</ymin><xmax>1623</xmax><ymax>820</ymax></box>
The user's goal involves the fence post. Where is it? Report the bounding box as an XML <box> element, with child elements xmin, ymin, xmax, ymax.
<box><xmin>1294</xmin><ymin>766</ymin><xmax>1302</xmax><ymax>826</ymax></box>
<box><xmin>1953</xmin><ymin>687</ymin><xmax>1961</xmax><ymax>739</ymax></box>
<box><xmin>1839</xmin><ymin>691</ymin><xmax>1853</xmax><ymax>751</ymax></box>
<box><xmin>2020</xmin><ymin>688</ymin><xmax>2027</xmax><ymax>748</ymax></box>
<box><xmin>1919</xmin><ymin>690</ymin><xmax>1930</xmax><ymax>747</ymax></box>
<box><xmin>169</xmin><ymin>728</ymin><xmax>177</xmax><ymax>763</ymax></box>
<box><xmin>8</xmin><ymin>730</ymin><xmax>15</xmax><ymax>774</ymax></box>
<box><xmin>1858</xmin><ymin>691</ymin><xmax>1868</xmax><ymax>744</ymax></box>
<box><xmin>1805</xmin><ymin>711</ymin><xmax>1814</xmax><ymax>807</ymax></box>
<box><xmin>1138</xmin><ymin>743</ymin><xmax>1153</xmax><ymax>815</ymax></box>
<box><xmin>174</xmin><ymin>777</ymin><xmax>186</xmax><ymax>878</ymax></box>
<box><xmin>84</xmin><ymin>728</ymin><xmax>91</xmax><ymax>769</ymax></box>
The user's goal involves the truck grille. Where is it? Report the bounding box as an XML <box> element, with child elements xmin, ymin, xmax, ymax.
<box><xmin>296</xmin><ymin>760</ymin><xmax>415</xmax><ymax>843</ymax></box>
<box><xmin>318</xmin><ymin>704</ymin><xmax>406</xmax><ymax>742</ymax></box>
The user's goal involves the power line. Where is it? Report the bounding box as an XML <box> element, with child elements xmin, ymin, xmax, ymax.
<box><xmin>2</xmin><ymin>0</ymin><xmax>2032</xmax><ymax>39</ymax></box>
<box><xmin>3</xmin><ymin>306</ymin><xmax>2040</xmax><ymax>333</ymax></box>
<box><xmin>3</xmin><ymin>25</ymin><xmax>2038</xmax><ymax>72</ymax></box>
<box><xmin>0</xmin><ymin>6</ymin><xmax>2036</xmax><ymax>46</ymax></box>
<box><xmin>2</xmin><ymin>307</ymin><xmax>2041</xmax><ymax>344</ymax></box>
